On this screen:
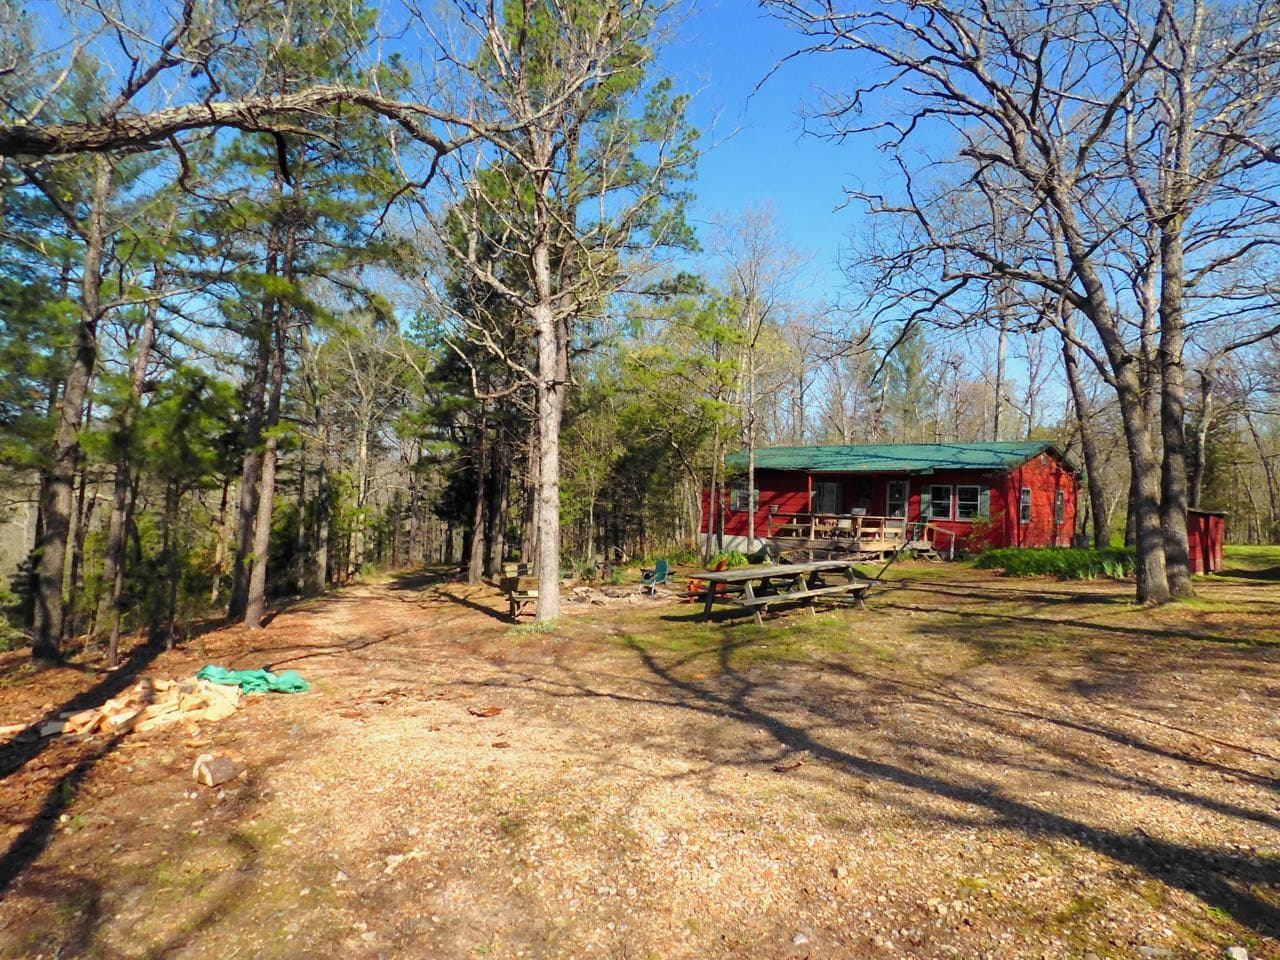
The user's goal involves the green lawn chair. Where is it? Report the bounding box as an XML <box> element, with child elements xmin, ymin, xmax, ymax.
<box><xmin>641</xmin><ymin>558</ymin><xmax>674</xmax><ymax>595</ymax></box>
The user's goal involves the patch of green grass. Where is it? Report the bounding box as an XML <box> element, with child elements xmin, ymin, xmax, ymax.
<box><xmin>977</xmin><ymin>547</ymin><xmax>1136</xmax><ymax>580</ymax></box>
<box><xmin>1223</xmin><ymin>544</ymin><xmax>1280</xmax><ymax>565</ymax></box>
<box><xmin>1053</xmin><ymin>895</ymin><xmax>1102</xmax><ymax>924</ymax></box>
<box><xmin>506</xmin><ymin>620</ymin><xmax>558</xmax><ymax>637</ymax></box>
<box><xmin>615</xmin><ymin>612</ymin><xmax>872</xmax><ymax>670</ymax></box>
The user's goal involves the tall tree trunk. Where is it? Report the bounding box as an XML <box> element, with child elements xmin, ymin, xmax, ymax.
<box><xmin>228</xmin><ymin>322</ymin><xmax>272</xmax><ymax>619</ymax></box>
<box><xmin>705</xmin><ymin>423</ymin><xmax>720</xmax><ymax>564</ymax></box>
<box><xmin>467</xmin><ymin>404</ymin><xmax>489</xmax><ymax>584</ymax></box>
<box><xmin>347</xmin><ymin>420</ymin><xmax>370</xmax><ymax>578</ymax></box>
<box><xmin>487</xmin><ymin>436</ymin><xmax>510</xmax><ymax>576</ymax></box>
<box><xmin>160</xmin><ymin>480</ymin><xmax>181</xmax><ymax>649</ymax></box>
<box><xmin>107</xmin><ymin>473</ymin><xmax>139</xmax><ymax>665</ymax></box>
<box><xmin>1189</xmin><ymin>363</ymin><xmax>1214</xmax><ymax>509</ymax></box>
<box><xmin>32</xmin><ymin>156</ymin><xmax>111</xmax><ymax>664</ymax></box>
<box><xmin>1062</xmin><ymin>331</ymin><xmax>1108</xmax><ymax>547</ymax></box>
<box><xmin>993</xmin><ymin>309</ymin><xmax>1008</xmax><ymax>441</ymax></box>
<box><xmin>1054</xmin><ymin>194</ymin><xmax>1168</xmax><ymax>602</ymax></box>
<box><xmin>1119</xmin><ymin>384</ymin><xmax>1168</xmax><ymax>603</ymax></box>
<box><xmin>315</xmin><ymin>419</ymin><xmax>331</xmax><ymax>591</ymax></box>
<box><xmin>1242</xmin><ymin>408</ymin><xmax>1279</xmax><ymax>538</ymax></box>
<box><xmin>532</xmin><ymin>305</ymin><xmax>565</xmax><ymax>621</ymax></box>
<box><xmin>244</xmin><ymin>290</ymin><xmax>288</xmax><ymax>627</ymax></box>
<box><xmin>522</xmin><ymin>436</ymin><xmax>539</xmax><ymax>563</ymax></box>
<box><xmin>1158</xmin><ymin>223</ymin><xmax>1194</xmax><ymax>597</ymax></box>
<box><xmin>210</xmin><ymin>478</ymin><xmax>231</xmax><ymax>607</ymax></box>
<box><xmin>98</xmin><ymin>276</ymin><xmax>160</xmax><ymax>662</ymax></box>
<box><xmin>293</xmin><ymin>455</ymin><xmax>308</xmax><ymax>593</ymax></box>
<box><xmin>64</xmin><ymin>441</ymin><xmax>94</xmax><ymax>644</ymax></box>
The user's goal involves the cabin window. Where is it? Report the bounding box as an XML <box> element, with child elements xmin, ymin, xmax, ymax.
<box><xmin>956</xmin><ymin>485</ymin><xmax>989</xmax><ymax>520</ymax></box>
<box><xmin>928</xmin><ymin>484</ymin><xmax>953</xmax><ymax>520</ymax></box>
<box><xmin>728</xmin><ymin>482</ymin><xmax>759</xmax><ymax>512</ymax></box>
<box><xmin>886</xmin><ymin>480</ymin><xmax>908</xmax><ymax>518</ymax></box>
<box><xmin>1054</xmin><ymin>490</ymin><xmax>1065</xmax><ymax>524</ymax></box>
<box><xmin>1019</xmin><ymin>487</ymin><xmax>1032</xmax><ymax>523</ymax></box>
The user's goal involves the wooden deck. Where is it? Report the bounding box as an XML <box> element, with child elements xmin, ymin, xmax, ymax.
<box><xmin>765</xmin><ymin>513</ymin><xmax>953</xmax><ymax>561</ymax></box>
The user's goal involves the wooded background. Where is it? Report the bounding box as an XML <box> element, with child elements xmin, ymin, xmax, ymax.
<box><xmin>2</xmin><ymin>0</ymin><xmax>1278</xmax><ymax>661</ymax></box>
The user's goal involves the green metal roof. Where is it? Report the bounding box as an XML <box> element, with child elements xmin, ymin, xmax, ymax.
<box><xmin>727</xmin><ymin>441</ymin><xmax>1070</xmax><ymax>475</ymax></box>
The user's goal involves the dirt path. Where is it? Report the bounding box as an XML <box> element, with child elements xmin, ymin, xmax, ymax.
<box><xmin>2</xmin><ymin>568</ymin><xmax>1279</xmax><ymax>959</ymax></box>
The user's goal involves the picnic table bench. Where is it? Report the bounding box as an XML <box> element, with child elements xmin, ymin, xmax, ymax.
<box><xmin>694</xmin><ymin>560</ymin><xmax>872</xmax><ymax>624</ymax></box>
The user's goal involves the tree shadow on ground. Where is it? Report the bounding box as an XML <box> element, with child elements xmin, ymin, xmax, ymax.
<box><xmin>469</xmin><ymin>607</ymin><xmax>1280</xmax><ymax>940</ymax></box>
<box><xmin>883</xmin><ymin>582</ymin><xmax>1280</xmax><ymax>647</ymax></box>
<box><xmin>629</xmin><ymin>638</ymin><xmax>1280</xmax><ymax>936</ymax></box>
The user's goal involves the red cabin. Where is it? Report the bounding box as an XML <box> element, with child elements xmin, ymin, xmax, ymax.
<box><xmin>1186</xmin><ymin>508</ymin><xmax>1226</xmax><ymax>574</ymax></box>
<box><xmin>701</xmin><ymin>441</ymin><xmax>1079</xmax><ymax>557</ymax></box>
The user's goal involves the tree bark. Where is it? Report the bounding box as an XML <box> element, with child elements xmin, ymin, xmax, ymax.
<box><xmin>1062</xmin><ymin>331</ymin><xmax>1109</xmax><ymax>547</ymax></box>
<box><xmin>315</xmin><ymin>417</ymin><xmax>331</xmax><ymax>591</ymax></box>
<box><xmin>1054</xmin><ymin>192</ymin><xmax>1168</xmax><ymax>602</ymax></box>
<box><xmin>1188</xmin><ymin>363</ymin><xmax>1214</xmax><ymax>508</ymax></box>
<box><xmin>244</xmin><ymin>283</ymin><xmax>288</xmax><ymax>627</ymax></box>
<box><xmin>532</xmin><ymin>303</ymin><xmax>565</xmax><ymax>620</ymax></box>
<box><xmin>467</xmin><ymin>403</ymin><xmax>489</xmax><ymax>584</ymax></box>
<box><xmin>1157</xmin><ymin>219</ymin><xmax>1194</xmax><ymax>597</ymax></box>
<box><xmin>228</xmin><ymin>319</ymin><xmax>272</xmax><ymax>619</ymax></box>
<box><xmin>64</xmin><ymin>444</ymin><xmax>95</xmax><ymax>643</ymax></box>
<box><xmin>32</xmin><ymin>156</ymin><xmax>111</xmax><ymax>664</ymax></box>
<box><xmin>210</xmin><ymin>478</ymin><xmax>231</xmax><ymax>607</ymax></box>
<box><xmin>98</xmin><ymin>270</ymin><xmax>160</xmax><ymax>662</ymax></box>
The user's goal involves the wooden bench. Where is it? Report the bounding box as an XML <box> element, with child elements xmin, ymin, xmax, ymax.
<box><xmin>502</xmin><ymin>575</ymin><xmax>539</xmax><ymax>621</ymax></box>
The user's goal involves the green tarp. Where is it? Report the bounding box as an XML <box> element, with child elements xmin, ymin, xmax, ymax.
<box><xmin>196</xmin><ymin>665</ymin><xmax>310</xmax><ymax>694</ymax></box>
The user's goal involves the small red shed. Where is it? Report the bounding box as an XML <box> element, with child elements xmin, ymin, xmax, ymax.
<box><xmin>1186</xmin><ymin>509</ymin><xmax>1226</xmax><ymax>574</ymax></box>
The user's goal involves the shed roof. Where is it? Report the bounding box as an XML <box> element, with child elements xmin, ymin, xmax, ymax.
<box><xmin>728</xmin><ymin>441</ymin><xmax>1072</xmax><ymax>475</ymax></box>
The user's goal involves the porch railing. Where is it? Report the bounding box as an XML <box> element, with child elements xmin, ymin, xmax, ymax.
<box><xmin>765</xmin><ymin>512</ymin><xmax>958</xmax><ymax>557</ymax></box>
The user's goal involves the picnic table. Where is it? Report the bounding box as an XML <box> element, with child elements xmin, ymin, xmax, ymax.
<box><xmin>695</xmin><ymin>560</ymin><xmax>872</xmax><ymax>624</ymax></box>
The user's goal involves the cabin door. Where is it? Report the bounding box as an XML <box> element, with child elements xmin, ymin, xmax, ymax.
<box><xmin>886</xmin><ymin>480</ymin><xmax>908</xmax><ymax>518</ymax></box>
<box><xmin>813</xmin><ymin>481</ymin><xmax>842</xmax><ymax>515</ymax></box>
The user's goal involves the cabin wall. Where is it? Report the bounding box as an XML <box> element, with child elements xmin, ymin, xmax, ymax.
<box><xmin>1002</xmin><ymin>452</ymin><xmax>1078</xmax><ymax>548</ymax></box>
<box><xmin>698</xmin><ymin>453</ymin><xmax>1079</xmax><ymax>551</ymax></box>
<box><xmin>700</xmin><ymin>469</ymin><xmax>809</xmax><ymax>543</ymax></box>
<box><xmin>903</xmin><ymin>470</ymin><xmax>1011</xmax><ymax>552</ymax></box>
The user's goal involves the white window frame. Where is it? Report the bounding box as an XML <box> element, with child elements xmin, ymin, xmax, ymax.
<box><xmin>728</xmin><ymin>482</ymin><xmax>759</xmax><ymax>513</ymax></box>
<box><xmin>955</xmin><ymin>485</ymin><xmax>985</xmax><ymax>521</ymax></box>
<box><xmin>1019</xmin><ymin>487</ymin><xmax>1033</xmax><ymax>524</ymax></box>
<box><xmin>1054</xmin><ymin>489</ymin><xmax>1065</xmax><ymax>524</ymax></box>
<box><xmin>886</xmin><ymin>480</ymin><xmax>908</xmax><ymax>518</ymax></box>
<box><xmin>928</xmin><ymin>484</ymin><xmax>953</xmax><ymax>521</ymax></box>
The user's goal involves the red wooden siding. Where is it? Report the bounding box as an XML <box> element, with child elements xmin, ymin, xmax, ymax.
<box><xmin>1186</xmin><ymin>509</ymin><xmax>1225</xmax><ymax>574</ymax></box>
<box><xmin>700</xmin><ymin>451</ymin><xmax>1078</xmax><ymax>550</ymax></box>
<box><xmin>1002</xmin><ymin>452</ymin><xmax>1077</xmax><ymax>548</ymax></box>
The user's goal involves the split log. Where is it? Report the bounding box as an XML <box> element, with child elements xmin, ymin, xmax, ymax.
<box><xmin>192</xmin><ymin>753</ymin><xmax>245</xmax><ymax>787</ymax></box>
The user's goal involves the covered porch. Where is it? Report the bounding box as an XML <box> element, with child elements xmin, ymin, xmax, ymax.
<box><xmin>764</xmin><ymin>510</ymin><xmax>956</xmax><ymax>560</ymax></box>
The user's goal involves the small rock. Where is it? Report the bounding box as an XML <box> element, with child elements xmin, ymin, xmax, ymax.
<box><xmin>1138</xmin><ymin>948</ymin><xmax>1175</xmax><ymax>960</ymax></box>
<box><xmin>1225</xmin><ymin>948</ymin><xmax>1248</xmax><ymax>960</ymax></box>
<box><xmin>792</xmin><ymin>932</ymin><xmax>810</xmax><ymax>946</ymax></box>
<box><xmin>833</xmin><ymin>865</ymin><xmax>848</xmax><ymax>879</ymax></box>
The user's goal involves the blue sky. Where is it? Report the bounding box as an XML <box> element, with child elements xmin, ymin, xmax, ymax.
<box><xmin>662</xmin><ymin>1</ymin><xmax>883</xmax><ymax>300</ymax></box>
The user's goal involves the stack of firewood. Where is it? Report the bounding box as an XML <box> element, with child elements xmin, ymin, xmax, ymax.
<box><xmin>40</xmin><ymin>677</ymin><xmax>242</xmax><ymax>737</ymax></box>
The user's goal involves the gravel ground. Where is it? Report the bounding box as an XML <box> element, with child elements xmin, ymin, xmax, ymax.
<box><xmin>1</xmin><ymin>563</ymin><xmax>1278</xmax><ymax>959</ymax></box>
